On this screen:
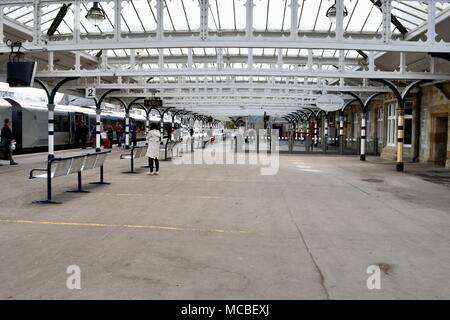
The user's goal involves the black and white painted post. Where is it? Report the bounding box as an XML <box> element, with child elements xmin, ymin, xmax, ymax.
<box><xmin>34</xmin><ymin>78</ymin><xmax>79</xmax><ymax>160</ymax></box>
<box><xmin>124</xmin><ymin>111</ymin><xmax>130</xmax><ymax>149</ymax></box>
<box><xmin>160</xmin><ymin>107</ymin><xmax>174</xmax><ymax>141</ymax></box>
<box><xmin>298</xmin><ymin>121</ymin><xmax>303</xmax><ymax>143</ymax></box>
<box><xmin>93</xmin><ymin>89</ymin><xmax>120</xmax><ymax>152</ymax></box>
<box><xmin>95</xmin><ymin>108</ymin><xmax>102</xmax><ymax>152</ymax></box>
<box><xmin>360</xmin><ymin>112</ymin><xmax>367</xmax><ymax>161</ymax></box>
<box><xmin>306</xmin><ymin>120</ymin><xmax>310</xmax><ymax>152</ymax></box>
<box><xmin>111</xmin><ymin>97</ymin><xmax>143</xmax><ymax>150</ymax></box>
<box><xmin>340</xmin><ymin>99</ymin><xmax>358</xmax><ymax>156</ymax></box>
<box><xmin>342</xmin><ymin>93</ymin><xmax>367</xmax><ymax>161</ymax></box>
<box><xmin>171</xmin><ymin>109</ymin><xmax>184</xmax><ymax>141</ymax></box>
<box><xmin>313</xmin><ymin>120</ymin><xmax>318</xmax><ymax>149</ymax></box>
<box><xmin>283</xmin><ymin>115</ymin><xmax>295</xmax><ymax>153</ymax></box>
<box><xmin>369</xmin><ymin>79</ymin><xmax>427</xmax><ymax>171</ymax></box>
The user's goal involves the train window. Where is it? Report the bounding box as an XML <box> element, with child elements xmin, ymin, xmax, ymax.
<box><xmin>54</xmin><ymin>115</ymin><xmax>62</xmax><ymax>132</ymax></box>
<box><xmin>61</xmin><ymin>115</ymin><xmax>70</xmax><ymax>132</ymax></box>
<box><xmin>54</xmin><ymin>114</ymin><xmax>70</xmax><ymax>132</ymax></box>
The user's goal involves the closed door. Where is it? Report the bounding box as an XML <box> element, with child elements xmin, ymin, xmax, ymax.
<box><xmin>434</xmin><ymin>117</ymin><xmax>448</xmax><ymax>166</ymax></box>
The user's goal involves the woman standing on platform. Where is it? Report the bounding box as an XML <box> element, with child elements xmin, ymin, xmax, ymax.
<box><xmin>0</xmin><ymin>119</ymin><xmax>18</xmax><ymax>165</ymax></box>
<box><xmin>146</xmin><ymin>123</ymin><xmax>161</xmax><ymax>175</ymax></box>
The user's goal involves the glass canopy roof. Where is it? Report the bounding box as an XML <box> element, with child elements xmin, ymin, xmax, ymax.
<box><xmin>2</xmin><ymin>1</ymin><xmax>449</xmax><ymax>117</ymax></box>
<box><xmin>4</xmin><ymin>0</ymin><xmax>449</xmax><ymax>61</ymax></box>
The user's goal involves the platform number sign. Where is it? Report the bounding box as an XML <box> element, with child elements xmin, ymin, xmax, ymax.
<box><xmin>85</xmin><ymin>87</ymin><xmax>96</xmax><ymax>99</ymax></box>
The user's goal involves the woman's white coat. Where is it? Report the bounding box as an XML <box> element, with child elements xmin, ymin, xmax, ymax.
<box><xmin>146</xmin><ymin>129</ymin><xmax>161</xmax><ymax>159</ymax></box>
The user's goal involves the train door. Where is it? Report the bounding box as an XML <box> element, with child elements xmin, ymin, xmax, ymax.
<box><xmin>71</xmin><ymin>112</ymin><xmax>86</xmax><ymax>144</ymax></box>
<box><xmin>5</xmin><ymin>98</ymin><xmax>23</xmax><ymax>153</ymax></box>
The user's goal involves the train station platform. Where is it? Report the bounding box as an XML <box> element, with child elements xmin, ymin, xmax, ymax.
<box><xmin>0</xmin><ymin>141</ymin><xmax>449</xmax><ymax>299</ymax></box>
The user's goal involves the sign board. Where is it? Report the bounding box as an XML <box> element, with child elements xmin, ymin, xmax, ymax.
<box><xmin>315</xmin><ymin>94</ymin><xmax>345</xmax><ymax>112</ymax></box>
<box><xmin>144</xmin><ymin>98</ymin><xmax>163</xmax><ymax>108</ymax></box>
<box><xmin>85</xmin><ymin>87</ymin><xmax>96</xmax><ymax>99</ymax></box>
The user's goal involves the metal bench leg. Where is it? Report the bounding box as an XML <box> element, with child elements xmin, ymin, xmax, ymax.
<box><xmin>123</xmin><ymin>153</ymin><xmax>139</xmax><ymax>174</ymax></box>
<box><xmin>33</xmin><ymin>168</ymin><xmax>61</xmax><ymax>204</ymax></box>
<box><xmin>90</xmin><ymin>166</ymin><xmax>111</xmax><ymax>185</ymax></box>
<box><xmin>68</xmin><ymin>172</ymin><xmax>90</xmax><ymax>193</ymax></box>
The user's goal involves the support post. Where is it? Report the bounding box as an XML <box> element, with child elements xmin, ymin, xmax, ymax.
<box><xmin>48</xmin><ymin>103</ymin><xmax>55</xmax><ymax>159</ymax></box>
<box><xmin>306</xmin><ymin>121</ymin><xmax>310</xmax><ymax>152</ymax></box>
<box><xmin>289</xmin><ymin>128</ymin><xmax>293</xmax><ymax>153</ymax></box>
<box><xmin>256</xmin><ymin>129</ymin><xmax>259</xmax><ymax>154</ymax></box>
<box><xmin>125</xmin><ymin>110</ymin><xmax>130</xmax><ymax>149</ymax></box>
<box><xmin>370</xmin><ymin>79</ymin><xmax>428</xmax><ymax>172</ymax></box>
<box><xmin>145</xmin><ymin>116</ymin><xmax>150</xmax><ymax>136</ymax></box>
<box><xmin>360</xmin><ymin>113</ymin><xmax>366</xmax><ymax>161</ymax></box>
<box><xmin>94</xmin><ymin>89</ymin><xmax>120</xmax><ymax>152</ymax></box>
<box><xmin>396</xmin><ymin>104</ymin><xmax>404</xmax><ymax>171</ymax></box>
<box><xmin>34</xmin><ymin>77</ymin><xmax>79</xmax><ymax>160</ymax></box>
<box><xmin>95</xmin><ymin>108</ymin><xmax>101</xmax><ymax>152</ymax></box>
<box><xmin>313</xmin><ymin>120</ymin><xmax>318</xmax><ymax>149</ymax></box>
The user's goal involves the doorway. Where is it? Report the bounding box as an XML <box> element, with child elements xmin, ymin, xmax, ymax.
<box><xmin>434</xmin><ymin>116</ymin><xmax>448</xmax><ymax>166</ymax></box>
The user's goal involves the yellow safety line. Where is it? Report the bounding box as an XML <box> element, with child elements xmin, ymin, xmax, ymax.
<box><xmin>0</xmin><ymin>219</ymin><xmax>250</xmax><ymax>235</ymax></box>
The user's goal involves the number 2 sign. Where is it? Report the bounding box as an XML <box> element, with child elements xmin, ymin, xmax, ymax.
<box><xmin>85</xmin><ymin>87</ymin><xmax>96</xmax><ymax>99</ymax></box>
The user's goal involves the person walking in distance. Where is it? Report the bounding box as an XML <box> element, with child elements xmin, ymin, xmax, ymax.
<box><xmin>116</xmin><ymin>123</ymin><xmax>124</xmax><ymax>148</ymax></box>
<box><xmin>0</xmin><ymin>119</ymin><xmax>18</xmax><ymax>165</ymax></box>
<box><xmin>146</xmin><ymin>123</ymin><xmax>161</xmax><ymax>175</ymax></box>
<box><xmin>106</xmin><ymin>124</ymin><xmax>114</xmax><ymax>149</ymax></box>
<box><xmin>130</xmin><ymin>119</ymin><xmax>138</xmax><ymax>147</ymax></box>
<box><xmin>79</xmin><ymin>120</ymin><xmax>89</xmax><ymax>149</ymax></box>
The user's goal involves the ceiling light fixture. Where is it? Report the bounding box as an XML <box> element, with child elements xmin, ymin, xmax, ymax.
<box><xmin>85</xmin><ymin>2</ymin><xmax>106</xmax><ymax>27</ymax></box>
<box><xmin>326</xmin><ymin>0</ymin><xmax>348</xmax><ymax>24</ymax></box>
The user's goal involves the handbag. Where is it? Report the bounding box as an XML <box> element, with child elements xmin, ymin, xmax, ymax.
<box><xmin>10</xmin><ymin>140</ymin><xmax>16</xmax><ymax>151</ymax></box>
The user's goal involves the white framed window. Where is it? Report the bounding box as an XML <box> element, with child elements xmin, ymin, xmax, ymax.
<box><xmin>404</xmin><ymin>101</ymin><xmax>413</xmax><ymax>148</ymax></box>
<box><xmin>387</xmin><ymin>103</ymin><xmax>397</xmax><ymax>146</ymax></box>
<box><xmin>377</xmin><ymin>107</ymin><xmax>384</xmax><ymax>143</ymax></box>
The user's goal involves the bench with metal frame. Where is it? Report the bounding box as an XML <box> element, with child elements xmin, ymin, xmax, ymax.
<box><xmin>119</xmin><ymin>145</ymin><xmax>148</xmax><ymax>173</ymax></box>
<box><xmin>173</xmin><ymin>139</ymin><xmax>183</xmax><ymax>157</ymax></box>
<box><xmin>29</xmin><ymin>150</ymin><xmax>111</xmax><ymax>204</ymax></box>
<box><xmin>160</xmin><ymin>138</ymin><xmax>179</xmax><ymax>160</ymax></box>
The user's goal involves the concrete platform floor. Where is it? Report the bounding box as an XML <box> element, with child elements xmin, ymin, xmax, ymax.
<box><xmin>0</xmin><ymin>142</ymin><xmax>449</xmax><ymax>299</ymax></box>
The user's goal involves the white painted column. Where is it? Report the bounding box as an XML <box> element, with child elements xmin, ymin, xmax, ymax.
<box><xmin>306</xmin><ymin>121</ymin><xmax>310</xmax><ymax>152</ymax></box>
<box><xmin>290</xmin><ymin>0</ymin><xmax>299</xmax><ymax>39</ymax></box>
<box><xmin>314</xmin><ymin>120</ymin><xmax>318</xmax><ymax>148</ymax></box>
<box><xmin>360</xmin><ymin>113</ymin><xmax>366</xmax><ymax>161</ymax></box>
<box><xmin>160</xmin><ymin>114</ymin><xmax>164</xmax><ymax>140</ymax></box>
<box><xmin>171</xmin><ymin>115</ymin><xmax>175</xmax><ymax>141</ymax></box>
<box><xmin>145</xmin><ymin>117</ymin><xmax>150</xmax><ymax>135</ymax></box>
<box><xmin>95</xmin><ymin>108</ymin><xmax>101</xmax><ymax>152</ymax></box>
<box><xmin>125</xmin><ymin>112</ymin><xmax>130</xmax><ymax>148</ymax></box>
<box><xmin>339</xmin><ymin>114</ymin><xmax>344</xmax><ymax>155</ymax></box>
<box><xmin>427</xmin><ymin>0</ymin><xmax>436</xmax><ymax>45</ymax></box>
<box><xmin>156</xmin><ymin>0</ymin><xmax>164</xmax><ymax>40</ymax></box>
<box><xmin>48</xmin><ymin>104</ymin><xmax>55</xmax><ymax>159</ymax></box>
<box><xmin>245</xmin><ymin>0</ymin><xmax>254</xmax><ymax>40</ymax></box>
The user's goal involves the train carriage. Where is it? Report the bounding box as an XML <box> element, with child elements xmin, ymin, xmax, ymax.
<box><xmin>0</xmin><ymin>98</ymin><xmax>176</xmax><ymax>154</ymax></box>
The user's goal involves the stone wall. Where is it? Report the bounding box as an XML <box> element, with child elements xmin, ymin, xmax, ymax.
<box><xmin>338</xmin><ymin>82</ymin><xmax>449</xmax><ymax>167</ymax></box>
<box><xmin>419</xmin><ymin>83</ymin><xmax>450</xmax><ymax>168</ymax></box>
<box><xmin>380</xmin><ymin>92</ymin><xmax>420</xmax><ymax>162</ymax></box>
